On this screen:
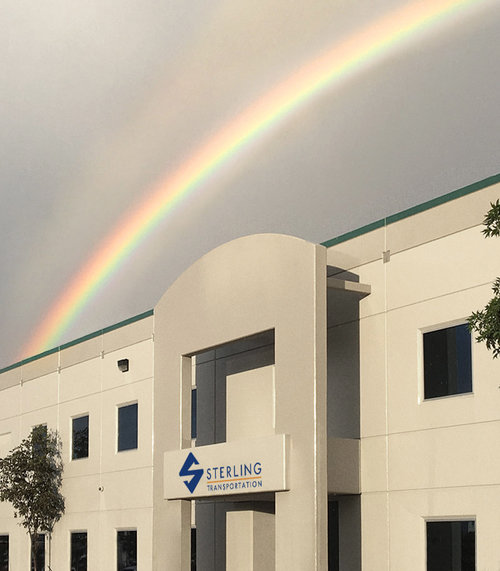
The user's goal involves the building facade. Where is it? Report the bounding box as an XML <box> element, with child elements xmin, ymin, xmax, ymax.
<box><xmin>0</xmin><ymin>174</ymin><xmax>499</xmax><ymax>570</ymax></box>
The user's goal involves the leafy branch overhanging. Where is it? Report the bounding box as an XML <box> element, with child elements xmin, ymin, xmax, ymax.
<box><xmin>468</xmin><ymin>199</ymin><xmax>500</xmax><ymax>358</ymax></box>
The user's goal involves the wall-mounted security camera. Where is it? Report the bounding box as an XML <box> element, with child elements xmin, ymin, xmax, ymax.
<box><xmin>117</xmin><ymin>359</ymin><xmax>129</xmax><ymax>373</ymax></box>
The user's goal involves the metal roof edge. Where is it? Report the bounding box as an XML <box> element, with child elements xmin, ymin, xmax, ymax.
<box><xmin>0</xmin><ymin>309</ymin><xmax>154</xmax><ymax>375</ymax></box>
<box><xmin>321</xmin><ymin>173</ymin><xmax>500</xmax><ymax>248</ymax></box>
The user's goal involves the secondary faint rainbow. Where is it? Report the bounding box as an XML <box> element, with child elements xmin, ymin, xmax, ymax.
<box><xmin>21</xmin><ymin>0</ymin><xmax>486</xmax><ymax>359</ymax></box>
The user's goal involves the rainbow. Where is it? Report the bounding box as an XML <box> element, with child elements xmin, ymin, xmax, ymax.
<box><xmin>22</xmin><ymin>0</ymin><xmax>487</xmax><ymax>358</ymax></box>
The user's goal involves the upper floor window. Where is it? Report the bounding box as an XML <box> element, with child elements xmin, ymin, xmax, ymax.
<box><xmin>423</xmin><ymin>324</ymin><xmax>472</xmax><ymax>399</ymax></box>
<box><xmin>32</xmin><ymin>424</ymin><xmax>48</xmax><ymax>457</ymax></box>
<box><xmin>118</xmin><ymin>403</ymin><xmax>138</xmax><ymax>452</ymax></box>
<box><xmin>427</xmin><ymin>520</ymin><xmax>475</xmax><ymax>570</ymax></box>
<box><xmin>72</xmin><ymin>415</ymin><xmax>89</xmax><ymax>459</ymax></box>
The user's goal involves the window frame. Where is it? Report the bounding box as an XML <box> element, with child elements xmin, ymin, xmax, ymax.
<box><xmin>30</xmin><ymin>533</ymin><xmax>45</xmax><ymax>571</ymax></box>
<box><xmin>116</xmin><ymin>528</ymin><xmax>137</xmax><ymax>571</ymax></box>
<box><xmin>71</xmin><ymin>414</ymin><xmax>89</xmax><ymax>460</ymax></box>
<box><xmin>419</xmin><ymin>320</ymin><xmax>474</xmax><ymax>403</ymax></box>
<box><xmin>70</xmin><ymin>530</ymin><xmax>88</xmax><ymax>571</ymax></box>
<box><xmin>425</xmin><ymin>517</ymin><xmax>476</xmax><ymax>571</ymax></box>
<box><xmin>117</xmin><ymin>402</ymin><xmax>138</xmax><ymax>453</ymax></box>
<box><xmin>191</xmin><ymin>526</ymin><xmax>196</xmax><ymax>570</ymax></box>
<box><xmin>31</xmin><ymin>424</ymin><xmax>48</xmax><ymax>458</ymax></box>
<box><xmin>0</xmin><ymin>534</ymin><xmax>8</xmax><ymax>571</ymax></box>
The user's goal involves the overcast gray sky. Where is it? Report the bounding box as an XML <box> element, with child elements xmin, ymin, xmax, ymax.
<box><xmin>2</xmin><ymin>0</ymin><xmax>499</xmax><ymax>368</ymax></box>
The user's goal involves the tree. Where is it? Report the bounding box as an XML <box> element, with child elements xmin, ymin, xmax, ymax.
<box><xmin>0</xmin><ymin>425</ymin><xmax>65</xmax><ymax>571</ymax></box>
<box><xmin>468</xmin><ymin>199</ymin><xmax>500</xmax><ymax>358</ymax></box>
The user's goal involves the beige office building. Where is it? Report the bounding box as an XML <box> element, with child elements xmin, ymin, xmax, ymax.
<box><xmin>0</xmin><ymin>174</ymin><xmax>499</xmax><ymax>570</ymax></box>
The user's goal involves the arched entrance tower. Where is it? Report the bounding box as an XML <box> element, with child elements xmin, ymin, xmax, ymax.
<box><xmin>153</xmin><ymin>234</ymin><xmax>328</xmax><ymax>570</ymax></box>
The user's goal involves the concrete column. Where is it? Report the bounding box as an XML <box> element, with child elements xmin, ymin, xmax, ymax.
<box><xmin>226</xmin><ymin>510</ymin><xmax>275</xmax><ymax>571</ymax></box>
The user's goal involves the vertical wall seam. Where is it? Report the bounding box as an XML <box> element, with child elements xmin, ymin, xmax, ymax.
<box><xmin>313</xmin><ymin>249</ymin><xmax>319</xmax><ymax>571</ymax></box>
<box><xmin>384</xmin><ymin>220</ymin><xmax>391</xmax><ymax>571</ymax></box>
<box><xmin>151</xmin><ymin>317</ymin><xmax>156</xmax><ymax>551</ymax></box>
<box><xmin>99</xmin><ymin>332</ymin><xmax>104</xmax><ymax>488</ymax></box>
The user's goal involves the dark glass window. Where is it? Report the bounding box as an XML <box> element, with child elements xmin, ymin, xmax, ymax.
<box><xmin>328</xmin><ymin>501</ymin><xmax>339</xmax><ymax>571</ymax></box>
<box><xmin>424</xmin><ymin>324</ymin><xmax>472</xmax><ymax>399</ymax></box>
<box><xmin>118</xmin><ymin>404</ymin><xmax>138</xmax><ymax>451</ymax></box>
<box><xmin>117</xmin><ymin>530</ymin><xmax>137</xmax><ymax>571</ymax></box>
<box><xmin>31</xmin><ymin>534</ymin><xmax>45</xmax><ymax>571</ymax></box>
<box><xmin>191</xmin><ymin>527</ymin><xmax>196</xmax><ymax>571</ymax></box>
<box><xmin>0</xmin><ymin>535</ymin><xmax>8</xmax><ymax>571</ymax></box>
<box><xmin>191</xmin><ymin>389</ymin><xmax>197</xmax><ymax>440</ymax></box>
<box><xmin>32</xmin><ymin>424</ymin><xmax>48</xmax><ymax>457</ymax></box>
<box><xmin>427</xmin><ymin>520</ymin><xmax>475</xmax><ymax>571</ymax></box>
<box><xmin>71</xmin><ymin>532</ymin><xmax>87</xmax><ymax>571</ymax></box>
<box><xmin>72</xmin><ymin>415</ymin><xmax>89</xmax><ymax>459</ymax></box>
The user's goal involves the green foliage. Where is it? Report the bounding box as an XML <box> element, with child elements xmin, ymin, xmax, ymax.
<box><xmin>0</xmin><ymin>425</ymin><xmax>65</xmax><ymax>536</ymax></box>
<box><xmin>468</xmin><ymin>200</ymin><xmax>500</xmax><ymax>358</ymax></box>
<box><xmin>468</xmin><ymin>278</ymin><xmax>500</xmax><ymax>358</ymax></box>
<box><xmin>482</xmin><ymin>199</ymin><xmax>500</xmax><ymax>238</ymax></box>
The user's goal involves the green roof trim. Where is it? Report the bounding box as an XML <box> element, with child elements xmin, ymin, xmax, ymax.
<box><xmin>0</xmin><ymin>362</ymin><xmax>25</xmax><ymax>375</ymax></box>
<box><xmin>2</xmin><ymin>173</ymin><xmax>499</xmax><ymax>377</ymax></box>
<box><xmin>321</xmin><ymin>218</ymin><xmax>385</xmax><ymax>247</ymax></box>
<box><xmin>321</xmin><ymin>172</ymin><xmax>500</xmax><ymax>248</ymax></box>
<box><xmin>0</xmin><ymin>309</ymin><xmax>154</xmax><ymax>375</ymax></box>
<box><xmin>21</xmin><ymin>347</ymin><xmax>60</xmax><ymax>365</ymax></box>
<box><xmin>102</xmin><ymin>309</ymin><xmax>154</xmax><ymax>335</ymax></box>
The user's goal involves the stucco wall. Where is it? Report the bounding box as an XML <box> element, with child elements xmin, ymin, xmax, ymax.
<box><xmin>0</xmin><ymin>317</ymin><xmax>154</xmax><ymax>570</ymax></box>
<box><xmin>327</xmin><ymin>181</ymin><xmax>500</xmax><ymax>570</ymax></box>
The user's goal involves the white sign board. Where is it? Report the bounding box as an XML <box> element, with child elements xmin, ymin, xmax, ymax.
<box><xmin>164</xmin><ymin>434</ymin><xmax>289</xmax><ymax>499</ymax></box>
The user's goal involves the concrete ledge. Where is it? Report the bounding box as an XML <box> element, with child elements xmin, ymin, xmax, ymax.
<box><xmin>328</xmin><ymin>437</ymin><xmax>360</xmax><ymax>495</ymax></box>
<box><xmin>327</xmin><ymin>277</ymin><xmax>371</xmax><ymax>297</ymax></box>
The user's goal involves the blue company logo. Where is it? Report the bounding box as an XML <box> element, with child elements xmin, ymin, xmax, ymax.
<box><xmin>179</xmin><ymin>452</ymin><xmax>204</xmax><ymax>494</ymax></box>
